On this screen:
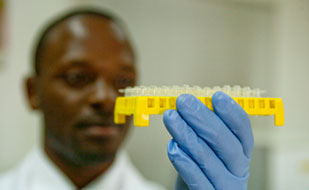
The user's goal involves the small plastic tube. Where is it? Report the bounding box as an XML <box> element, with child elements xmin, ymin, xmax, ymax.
<box><xmin>171</xmin><ymin>86</ymin><xmax>179</xmax><ymax>97</ymax></box>
<box><xmin>177</xmin><ymin>85</ymin><xmax>186</xmax><ymax>96</ymax></box>
<box><xmin>193</xmin><ymin>86</ymin><xmax>202</xmax><ymax>97</ymax></box>
<box><xmin>242</xmin><ymin>86</ymin><xmax>251</xmax><ymax>97</ymax></box>
<box><xmin>233</xmin><ymin>85</ymin><xmax>241</xmax><ymax>97</ymax></box>
<box><xmin>161</xmin><ymin>86</ymin><xmax>169</xmax><ymax>96</ymax></box>
<box><xmin>125</xmin><ymin>87</ymin><xmax>133</xmax><ymax>97</ymax></box>
<box><xmin>222</xmin><ymin>85</ymin><xmax>231</xmax><ymax>95</ymax></box>
<box><xmin>203</xmin><ymin>87</ymin><xmax>211</xmax><ymax>97</ymax></box>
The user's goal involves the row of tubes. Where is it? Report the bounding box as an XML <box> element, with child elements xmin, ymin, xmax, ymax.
<box><xmin>119</xmin><ymin>85</ymin><xmax>266</xmax><ymax>97</ymax></box>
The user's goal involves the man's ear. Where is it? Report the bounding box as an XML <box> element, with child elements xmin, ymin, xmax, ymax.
<box><xmin>25</xmin><ymin>76</ymin><xmax>40</xmax><ymax>110</ymax></box>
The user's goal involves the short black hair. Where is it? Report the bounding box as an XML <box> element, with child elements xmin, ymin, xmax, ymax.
<box><xmin>32</xmin><ymin>8</ymin><xmax>129</xmax><ymax>75</ymax></box>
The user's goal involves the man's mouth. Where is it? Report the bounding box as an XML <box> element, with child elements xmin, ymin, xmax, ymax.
<box><xmin>83</xmin><ymin>125</ymin><xmax>119</xmax><ymax>138</ymax></box>
<box><xmin>76</xmin><ymin>120</ymin><xmax>121</xmax><ymax>139</ymax></box>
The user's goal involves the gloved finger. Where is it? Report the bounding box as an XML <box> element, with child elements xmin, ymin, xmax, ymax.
<box><xmin>164</xmin><ymin>109</ymin><xmax>229</xmax><ymax>184</ymax></box>
<box><xmin>212</xmin><ymin>91</ymin><xmax>254</xmax><ymax>158</ymax></box>
<box><xmin>175</xmin><ymin>175</ymin><xmax>189</xmax><ymax>190</ymax></box>
<box><xmin>164</xmin><ymin>110</ymin><xmax>250</xmax><ymax>189</ymax></box>
<box><xmin>167</xmin><ymin>140</ymin><xmax>215</xmax><ymax>190</ymax></box>
<box><xmin>176</xmin><ymin>94</ymin><xmax>250</xmax><ymax>177</ymax></box>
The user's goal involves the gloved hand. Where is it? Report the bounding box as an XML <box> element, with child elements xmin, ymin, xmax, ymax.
<box><xmin>163</xmin><ymin>92</ymin><xmax>254</xmax><ymax>190</ymax></box>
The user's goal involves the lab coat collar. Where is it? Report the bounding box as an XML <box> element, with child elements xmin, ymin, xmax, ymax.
<box><xmin>28</xmin><ymin>146</ymin><xmax>129</xmax><ymax>190</ymax></box>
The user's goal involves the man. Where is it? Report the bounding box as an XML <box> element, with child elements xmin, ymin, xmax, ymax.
<box><xmin>0</xmin><ymin>9</ymin><xmax>254</xmax><ymax>190</ymax></box>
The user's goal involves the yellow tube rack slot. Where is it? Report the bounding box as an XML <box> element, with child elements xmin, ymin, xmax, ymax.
<box><xmin>114</xmin><ymin>96</ymin><xmax>284</xmax><ymax>127</ymax></box>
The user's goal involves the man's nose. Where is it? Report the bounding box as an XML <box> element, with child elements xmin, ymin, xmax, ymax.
<box><xmin>88</xmin><ymin>79</ymin><xmax>116</xmax><ymax>111</ymax></box>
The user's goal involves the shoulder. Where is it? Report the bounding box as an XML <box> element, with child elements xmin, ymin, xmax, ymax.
<box><xmin>0</xmin><ymin>162</ymin><xmax>28</xmax><ymax>190</ymax></box>
<box><xmin>0</xmin><ymin>168</ymin><xmax>17</xmax><ymax>189</ymax></box>
<box><xmin>119</xmin><ymin>152</ymin><xmax>167</xmax><ymax>190</ymax></box>
<box><xmin>0</xmin><ymin>149</ymin><xmax>39</xmax><ymax>190</ymax></box>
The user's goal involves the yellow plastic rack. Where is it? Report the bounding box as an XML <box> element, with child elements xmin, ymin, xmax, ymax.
<box><xmin>114</xmin><ymin>96</ymin><xmax>284</xmax><ymax>127</ymax></box>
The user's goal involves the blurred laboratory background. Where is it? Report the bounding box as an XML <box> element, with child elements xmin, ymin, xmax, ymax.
<box><xmin>0</xmin><ymin>0</ymin><xmax>308</xmax><ymax>189</ymax></box>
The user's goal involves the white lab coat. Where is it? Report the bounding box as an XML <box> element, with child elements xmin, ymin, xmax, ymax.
<box><xmin>0</xmin><ymin>147</ymin><xmax>167</xmax><ymax>190</ymax></box>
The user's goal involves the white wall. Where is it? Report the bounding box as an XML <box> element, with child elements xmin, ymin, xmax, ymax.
<box><xmin>269</xmin><ymin>0</ymin><xmax>309</xmax><ymax>189</ymax></box>
<box><xmin>0</xmin><ymin>0</ymin><xmax>77</xmax><ymax>172</ymax></box>
<box><xmin>0</xmin><ymin>0</ymin><xmax>277</xmax><ymax>189</ymax></box>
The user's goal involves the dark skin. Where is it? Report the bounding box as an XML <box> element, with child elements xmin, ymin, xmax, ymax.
<box><xmin>25</xmin><ymin>15</ymin><xmax>136</xmax><ymax>189</ymax></box>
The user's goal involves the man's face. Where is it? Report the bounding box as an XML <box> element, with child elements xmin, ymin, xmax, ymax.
<box><xmin>27</xmin><ymin>15</ymin><xmax>136</xmax><ymax>165</ymax></box>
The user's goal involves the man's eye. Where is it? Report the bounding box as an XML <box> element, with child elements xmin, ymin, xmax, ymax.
<box><xmin>62</xmin><ymin>72</ymin><xmax>95</xmax><ymax>87</ymax></box>
<box><xmin>114</xmin><ymin>78</ymin><xmax>135</xmax><ymax>90</ymax></box>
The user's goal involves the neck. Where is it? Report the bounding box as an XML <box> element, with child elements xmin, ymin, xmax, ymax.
<box><xmin>44</xmin><ymin>144</ymin><xmax>114</xmax><ymax>189</ymax></box>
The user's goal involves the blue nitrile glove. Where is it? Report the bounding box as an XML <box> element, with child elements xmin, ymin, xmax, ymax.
<box><xmin>163</xmin><ymin>92</ymin><xmax>254</xmax><ymax>190</ymax></box>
